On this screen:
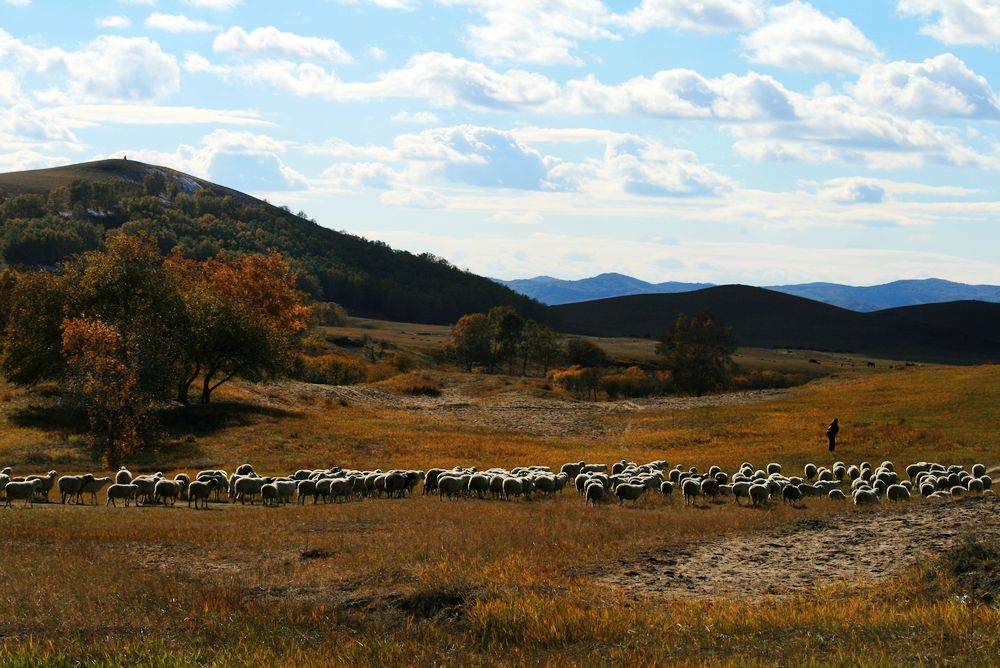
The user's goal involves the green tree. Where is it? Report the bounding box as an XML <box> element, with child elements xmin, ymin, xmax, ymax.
<box><xmin>655</xmin><ymin>311</ymin><xmax>736</xmax><ymax>396</ymax></box>
<box><xmin>1</xmin><ymin>193</ymin><xmax>46</xmax><ymax>220</ymax></box>
<box><xmin>446</xmin><ymin>312</ymin><xmax>491</xmax><ymax>371</ymax></box>
<box><xmin>519</xmin><ymin>320</ymin><xmax>561</xmax><ymax>376</ymax></box>
<box><xmin>144</xmin><ymin>171</ymin><xmax>167</xmax><ymax>196</ymax></box>
<box><xmin>487</xmin><ymin>305</ymin><xmax>524</xmax><ymax>373</ymax></box>
<box><xmin>566</xmin><ymin>338</ymin><xmax>608</xmax><ymax>367</ymax></box>
<box><xmin>0</xmin><ymin>270</ymin><xmax>70</xmax><ymax>385</ymax></box>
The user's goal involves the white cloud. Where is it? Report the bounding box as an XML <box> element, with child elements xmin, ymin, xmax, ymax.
<box><xmin>2</xmin><ymin>0</ymin><xmax>31</xmax><ymax>7</ymax></box>
<box><xmin>183</xmin><ymin>0</ymin><xmax>240</xmax><ymax>9</ymax></box>
<box><xmin>624</xmin><ymin>0</ymin><xmax>764</xmax><ymax>33</ymax></box>
<box><xmin>213</xmin><ymin>26</ymin><xmax>353</xmax><ymax>63</ymax></box>
<box><xmin>117</xmin><ymin>0</ymin><xmax>155</xmax><ymax>4</ymax></box>
<box><xmin>369</xmin><ymin>46</ymin><xmax>387</xmax><ymax>61</ymax></box>
<box><xmin>853</xmin><ymin>53</ymin><xmax>1000</xmax><ymax>118</ymax></box>
<box><xmin>0</xmin><ymin>32</ymin><xmax>181</xmax><ymax>103</ymax></box>
<box><xmin>488</xmin><ymin>211</ymin><xmax>544</xmax><ymax>225</ymax></box>
<box><xmin>391</xmin><ymin>110</ymin><xmax>440</xmax><ymax>123</ymax></box>
<box><xmin>145</xmin><ymin>13</ymin><xmax>217</xmax><ymax>33</ymax></box>
<box><xmin>442</xmin><ymin>0</ymin><xmax>617</xmax><ymax>66</ymax></box>
<box><xmin>39</xmin><ymin>104</ymin><xmax>270</xmax><ymax>128</ymax></box>
<box><xmin>742</xmin><ymin>1</ymin><xmax>881</xmax><ymax>73</ymax></box>
<box><xmin>336</xmin><ymin>0</ymin><xmax>417</xmax><ymax>10</ymax></box>
<box><xmin>0</xmin><ymin>150</ymin><xmax>71</xmax><ymax>173</ymax></box>
<box><xmin>898</xmin><ymin>0</ymin><xmax>1000</xmax><ymax>45</ymax></box>
<box><xmin>320</xmin><ymin>161</ymin><xmax>400</xmax><ymax>189</ymax></box>
<box><xmin>96</xmin><ymin>15</ymin><xmax>131</xmax><ymax>28</ymax></box>
<box><xmin>110</xmin><ymin>130</ymin><xmax>306</xmax><ymax>192</ymax></box>
<box><xmin>379</xmin><ymin>187</ymin><xmax>446</xmax><ymax>208</ymax></box>
<box><xmin>731</xmin><ymin>91</ymin><xmax>997</xmax><ymax>169</ymax></box>
<box><xmin>549</xmin><ymin>136</ymin><xmax>733</xmax><ymax>198</ymax></box>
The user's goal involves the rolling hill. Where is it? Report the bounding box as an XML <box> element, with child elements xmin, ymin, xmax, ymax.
<box><xmin>502</xmin><ymin>273</ymin><xmax>1000</xmax><ymax>311</ymax></box>
<box><xmin>0</xmin><ymin>160</ymin><xmax>548</xmax><ymax>325</ymax></box>
<box><xmin>553</xmin><ymin>285</ymin><xmax>1000</xmax><ymax>364</ymax></box>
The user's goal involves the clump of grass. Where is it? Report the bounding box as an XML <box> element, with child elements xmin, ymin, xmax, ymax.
<box><xmin>379</xmin><ymin>372</ymin><xmax>442</xmax><ymax>397</ymax></box>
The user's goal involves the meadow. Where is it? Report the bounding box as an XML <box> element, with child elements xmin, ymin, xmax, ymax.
<box><xmin>0</xmin><ymin>331</ymin><xmax>998</xmax><ymax>666</ymax></box>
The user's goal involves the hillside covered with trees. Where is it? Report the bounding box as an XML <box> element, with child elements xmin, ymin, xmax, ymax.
<box><xmin>0</xmin><ymin>159</ymin><xmax>548</xmax><ymax>325</ymax></box>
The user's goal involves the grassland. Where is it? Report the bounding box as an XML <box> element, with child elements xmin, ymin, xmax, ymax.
<box><xmin>0</xmin><ymin>327</ymin><xmax>998</xmax><ymax>666</ymax></box>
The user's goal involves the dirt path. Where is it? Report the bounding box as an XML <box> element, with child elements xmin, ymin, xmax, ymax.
<box><xmin>602</xmin><ymin>496</ymin><xmax>1000</xmax><ymax>599</ymax></box>
<box><xmin>253</xmin><ymin>382</ymin><xmax>786</xmax><ymax>438</ymax></box>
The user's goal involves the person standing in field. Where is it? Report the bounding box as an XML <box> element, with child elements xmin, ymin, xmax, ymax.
<box><xmin>826</xmin><ymin>418</ymin><xmax>840</xmax><ymax>452</ymax></box>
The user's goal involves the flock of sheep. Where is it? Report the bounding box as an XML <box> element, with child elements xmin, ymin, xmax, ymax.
<box><xmin>0</xmin><ymin>458</ymin><xmax>993</xmax><ymax>509</ymax></box>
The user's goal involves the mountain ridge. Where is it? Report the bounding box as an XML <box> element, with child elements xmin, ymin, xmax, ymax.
<box><xmin>499</xmin><ymin>273</ymin><xmax>1000</xmax><ymax>312</ymax></box>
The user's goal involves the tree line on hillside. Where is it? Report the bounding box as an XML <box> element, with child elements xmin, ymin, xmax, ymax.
<box><xmin>0</xmin><ymin>233</ymin><xmax>311</xmax><ymax>467</ymax></box>
<box><xmin>0</xmin><ymin>174</ymin><xmax>548</xmax><ymax>325</ymax></box>
<box><xmin>445</xmin><ymin>308</ymin><xmax>796</xmax><ymax>398</ymax></box>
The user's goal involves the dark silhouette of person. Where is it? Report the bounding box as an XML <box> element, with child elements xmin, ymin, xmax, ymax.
<box><xmin>826</xmin><ymin>418</ymin><xmax>839</xmax><ymax>452</ymax></box>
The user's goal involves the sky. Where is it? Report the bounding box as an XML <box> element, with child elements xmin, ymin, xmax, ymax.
<box><xmin>2</xmin><ymin>0</ymin><xmax>1000</xmax><ymax>286</ymax></box>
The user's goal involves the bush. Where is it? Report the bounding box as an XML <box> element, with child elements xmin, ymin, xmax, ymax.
<box><xmin>565</xmin><ymin>338</ymin><xmax>608</xmax><ymax>367</ymax></box>
<box><xmin>295</xmin><ymin>354</ymin><xmax>368</xmax><ymax>385</ymax></box>
<box><xmin>600</xmin><ymin>367</ymin><xmax>661</xmax><ymax>399</ymax></box>
<box><xmin>731</xmin><ymin>369</ymin><xmax>805</xmax><ymax>390</ymax></box>
<box><xmin>550</xmin><ymin>365</ymin><xmax>601</xmax><ymax>400</ymax></box>
<box><xmin>382</xmin><ymin>372</ymin><xmax>442</xmax><ymax>396</ymax></box>
<box><xmin>312</xmin><ymin>301</ymin><xmax>348</xmax><ymax>327</ymax></box>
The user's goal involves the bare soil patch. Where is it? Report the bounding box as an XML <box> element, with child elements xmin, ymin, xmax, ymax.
<box><xmin>251</xmin><ymin>381</ymin><xmax>786</xmax><ymax>438</ymax></box>
<box><xmin>603</xmin><ymin>496</ymin><xmax>1000</xmax><ymax>599</ymax></box>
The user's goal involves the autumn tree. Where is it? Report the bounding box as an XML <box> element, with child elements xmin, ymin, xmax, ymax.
<box><xmin>61</xmin><ymin>317</ymin><xmax>145</xmax><ymax>468</ymax></box>
<box><xmin>1</xmin><ymin>270</ymin><xmax>70</xmax><ymax>385</ymax></box>
<box><xmin>166</xmin><ymin>251</ymin><xmax>312</xmax><ymax>403</ymax></box>
<box><xmin>656</xmin><ymin>311</ymin><xmax>736</xmax><ymax>396</ymax></box>
<box><xmin>446</xmin><ymin>312</ymin><xmax>491</xmax><ymax>371</ymax></box>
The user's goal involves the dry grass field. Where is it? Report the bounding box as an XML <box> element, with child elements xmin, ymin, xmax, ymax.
<box><xmin>0</xmin><ymin>329</ymin><xmax>998</xmax><ymax>666</ymax></box>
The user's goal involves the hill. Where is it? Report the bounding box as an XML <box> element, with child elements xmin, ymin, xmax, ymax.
<box><xmin>503</xmin><ymin>273</ymin><xmax>1000</xmax><ymax>311</ymax></box>
<box><xmin>0</xmin><ymin>160</ymin><xmax>547</xmax><ymax>325</ymax></box>
<box><xmin>553</xmin><ymin>285</ymin><xmax>1000</xmax><ymax>364</ymax></box>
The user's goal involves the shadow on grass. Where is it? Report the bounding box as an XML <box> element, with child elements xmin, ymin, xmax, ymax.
<box><xmin>155</xmin><ymin>400</ymin><xmax>298</xmax><ymax>438</ymax></box>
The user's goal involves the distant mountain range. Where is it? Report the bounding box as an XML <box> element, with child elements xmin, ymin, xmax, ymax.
<box><xmin>553</xmin><ymin>286</ymin><xmax>1000</xmax><ymax>364</ymax></box>
<box><xmin>499</xmin><ymin>273</ymin><xmax>1000</xmax><ymax>312</ymax></box>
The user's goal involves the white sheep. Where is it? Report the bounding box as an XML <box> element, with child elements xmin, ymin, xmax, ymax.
<box><xmin>115</xmin><ymin>466</ymin><xmax>132</xmax><ymax>485</ymax></box>
<box><xmin>82</xmin><ymin>476</ymin><xmax>111</xmax><ymax>505</ymax></box>
<box><xmin>58</xmin><ymin>474</ymin><xmax>90</xmax><ymax>505</ymax></box>
<box><xmin>154</xmin><ymin>479</ymin><xmax>180</xmax><ymax>506</ymax></box>
<box><xmin>585</xmin><ymin>481</ymin><xmax>606</xmax><ymax>506</ymax></box>
<box><xmin>187</xmin><ymin>479</ymin><xmax>216</xmax><ymax>509</ymax></box>
<box><xmin>615</xmin><ymin>483</ymin><xmax>644</xmax><ymax>506</ymax></box>
<box><xmin>681</xmin><ymin>478</ymin><xmax>701</xmax><ymax>507</ymax></box>
<box><xmin>106</xmin><ymin>483</ymin><xmax>139</xmax><ymax>507</ymax></box>
<box><xmin>886</xmin><ymin>484</ymin><xmax>910</xmax><ymax>502</ymax></box>
<box><xmin>4</xmin><ymin>479</ymin><xmax>41</xmax><ymax>508</ymax></box>
<box><xmin>748</xmin><ymin>484</ymin><xmax>770</xmax><ymax>507</ymax></box>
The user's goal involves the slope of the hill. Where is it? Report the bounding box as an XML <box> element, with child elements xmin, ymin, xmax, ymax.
<box><xmin>553</xmin><ymin>285</ymin><xmax>1000</xmax><ymax>364</ymax></box>
<box><xmin>0</xmin><ymin>160</ymin><xmax>548</xmax><ymax>325</ymax></box>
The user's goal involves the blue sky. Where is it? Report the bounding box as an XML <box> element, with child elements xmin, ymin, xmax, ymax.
<box><xmin>2</xmin><ymin>0</ymin><xmax>1000</xmax><ymax>286</ymax></box>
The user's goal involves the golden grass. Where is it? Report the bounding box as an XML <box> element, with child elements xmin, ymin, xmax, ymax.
<box><xmin>0</xmin><ymin>356</ymin><xmax>998</xmax><ymax>664</ymax></box>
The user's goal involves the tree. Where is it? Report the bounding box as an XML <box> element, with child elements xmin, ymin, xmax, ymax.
<box><xmin>519</xmin><ymin>320</ymin><xmax>561</xmax><ymax>375</ymax></box>
<box><xmin>166</xmin><ymin>251</ymin><xmax>312</xmax><ymax>403</ymax></box>
<box><xmin>61</xmin><ymin>317</ymin><xmax>146</xmax><ymax>469</ymax></box>
<box><xmin>144</xmin><ymin>171</ymin><xmax>167</xmax><ymax>197</ymax></box>
<box><xmin>487</xmin><ymin>305</ymin><xmax>524</xmax><ymax>374</ymax></box>
<box><xmin>446</xmin><ymin>312</ymin><xmax>491</xmax><ymax>371</ymax></box>
<box><xmin>566</xmin><ymin>338</ymin><xmax>608</xmax><ymax>367</ymax></box>
<box><xmin>655</xmin><ymin>311</ymin><xmax>736</xmax><ymax>396</ymax></box>
<box><xmin>1</xmin><ymin>270</ymin><xmax>70</xmax><ymax>385</ymax></box>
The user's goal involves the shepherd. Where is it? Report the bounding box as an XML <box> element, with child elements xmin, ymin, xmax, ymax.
<box><xmin>826</xmin><ymin>418</ymin><xmax>840</xmax><ymax>452</ymax></box>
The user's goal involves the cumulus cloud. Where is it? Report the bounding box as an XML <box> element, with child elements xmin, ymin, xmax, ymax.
<box><xmin>624</xmin><ymin>0</ymin><xmax>764</xmax><ymax>33</ymax></box>
<box><xmin>113</xmin><ymin>130</ymin><xmax>306</xmax><ymax>192</ymax></box>
<box><xmin>213</xmin><ymin>26</ymin><xmax>353</xmax><ymax>63</ymax></box>
<box><xmin>897</xmin><ymin>0</ymin><xmax>1000</xmax><ymax>45</ymax></box>
<box><xmin>549</xmin><ymin>136</ymin><xmax>733</xmax><ymax>198</ymax></box>
<box><xmin>145</xmin><ymin>13</ymin><xmax>217</xmax><ymax>32</ymax></box>
<box><xmin>96</xmin><ymin>15</ymin><xmax>131</xmax><ymax>28</ymax></box>
<box><xmin>731</xmin><ymin>92</ymin><xmax>996</xmax><ymax>169</ymax></box>
<box><xmin>368</xmin><ymin>46</ymin><xmax>387</xmax><ymax>61</ymax></box>
<box><xmin>852</xmin><ymin>53</ymin><xmax>1000</xmax><ymax>118</ymax></box>
<box><xmin>441</xmin><ymin>0</ymin><xmax>617</xmax><ymax>66</ymax></box>
<box><xmin>742</xmin><ymin>1</ymin><xmax>881</xmax><ymax>73</ymax></box>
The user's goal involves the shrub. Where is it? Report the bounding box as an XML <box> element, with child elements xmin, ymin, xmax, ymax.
<box><xmin>312</xmin><ymin>301</ymin><xmax>348</xmax><ymax>327</ymax></box>
<box><xmin>600</xmin><ymin>367</ymin><xmax>661</xmax><ymax>399</ymax></box>
<box><xmin>295</xmin><ymin>354</ymin><xmax>368</xmax><ymax>385</ymax></box>
<box><xmin>382</xmin><ymin>372</ymin><xmax>442</xmax><ymax>397</ymax></box>
<box><xmin>731</xmin><ymin>369</ymin><xmax>805</xmax><ymax>390</ymax></box>
<box><xmin>565</xmin><ymin>338</ymin><xmax>608</xmax><ymax>367</ymax></box>
<box><xmin>550</xmin><ymin>365</ymin><xmax>601</xmax><ymax>400</ymax></box>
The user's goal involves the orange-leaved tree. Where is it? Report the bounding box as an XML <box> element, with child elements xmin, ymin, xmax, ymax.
<box><xmin>61</xmin><ymin>317</ymin><xmax>145</xmax><ymax>468</ymax></box>
<box><xmin>166</xmin><ymin>251</ymin><xmax>312</xmax><ymax>403</ymax></box>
